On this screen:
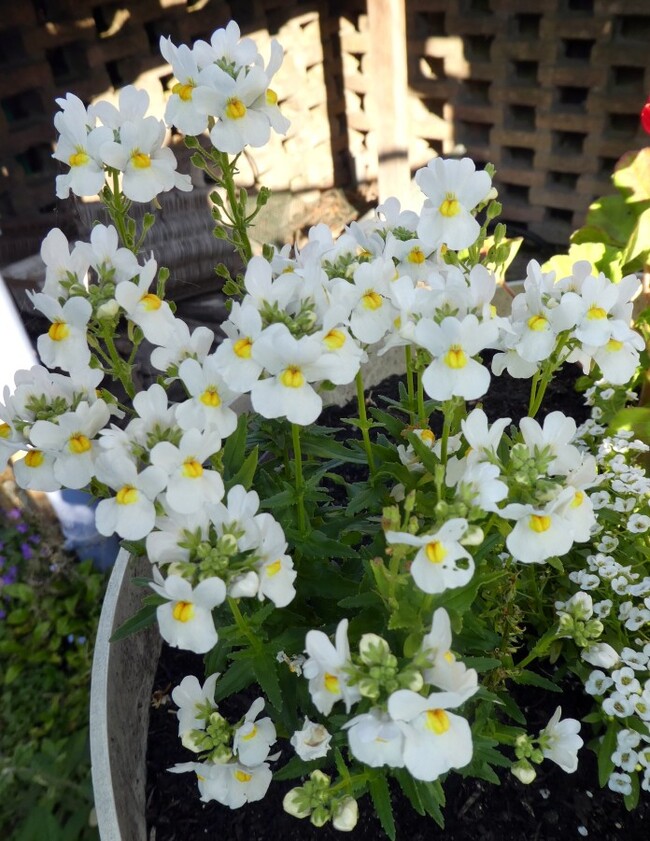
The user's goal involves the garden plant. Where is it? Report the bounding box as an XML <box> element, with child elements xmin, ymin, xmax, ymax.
<box><xmin>1</xmin><ymin>20</ymin><xmax>649</xmax><ymax>838</ymax></box>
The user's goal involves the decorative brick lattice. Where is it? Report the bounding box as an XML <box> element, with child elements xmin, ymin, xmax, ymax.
<box><xmin>1</xmin><ymin>0</ymin><xmax>649</xmax><ymax>268</ymax></box>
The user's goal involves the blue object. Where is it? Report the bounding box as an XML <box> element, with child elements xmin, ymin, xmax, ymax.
<box><xmin>47</xmin><ymin>489</ymin><xmax>121</xmax><ymax>571</ymax></box>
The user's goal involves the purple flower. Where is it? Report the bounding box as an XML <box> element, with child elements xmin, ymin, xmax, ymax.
<box><xmin>4</xmin><ymin>566</ymin><xmax>17</xmax><ymax>585</ymax></box>
<box><xmin>20</xmin><ymin>543</ymin><xmax>33</xmax><ymax>560</ymax></box>
<box><xmin>7</xmin><ymin>508</ymin><xmax>21</xmax><ymax>521</ymax></box>
<box><xmin>0</xmin><ymin>608</ymin><xmax>5</xmax><ymax>620</ymax></box>
<box><xmin>16</xmin><ymin>522</ymin><xmax>29</xmax><ymax>534</ymax></box>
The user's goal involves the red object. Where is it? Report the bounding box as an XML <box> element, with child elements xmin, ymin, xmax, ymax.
<box><xmin>642</xmin><ymin>97</ymin><xmax>650</xmax><ymax>134</ymax></box>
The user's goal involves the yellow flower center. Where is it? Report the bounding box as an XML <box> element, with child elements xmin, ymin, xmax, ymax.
<box><xmin>200</xmin><ymin>387</ymin><xmax>221</xmax><ymax>408</ymax></box>
<box><xmin>362</xmin><ymin>290</ymin><xmax>383</xmax><ymax>310</ymax></box>
<box><xmin>324</xmin><ymin>672</ymin><xmax>340</xmax><ymax>693</ymax></box>
<box><xmin>426</xmin><ymin>708</ymin><xmax>450</xmax><ymax>734</ymax></box>
<box><xmin>527</xmin><ymin>314</ymin><xmax>549</xmax><ymax>332</ymax></box>
<box><xmin>235</xmin><ymin>769</ymin><xmax>252</xmax><ymax>783</ymax></box>
<box><xmin>182</xmin><ymin>458</ymin><xmax>204</xmax><ymax>479</ymax></box>
<box><xmin>587</xmin><ymin>305</ymin><xmax>607</xmax><ymax>320</ymax></box>
<box><xmin>131</xmin><ymin>151</ymin><xmax>151</xmax><ymax>169</ymax></box>
<box><xmin>606</xmin><ymin>339</ymin><xmax>623</xmax><ymax>352</ymax></box>
<box><xmin>234</xmin><ymin>337</ymin><xmax>253</xmax><ymax>358</ymax></box>
<box><xmin>280</xmin><ymin>366</ymin><xmax>305</xmax><ymax>388</ymax></box>
<box><xmin>242</xmin><ymin>725</ymin><xmax>258</xmax><ymax>741</ymax></box>
<box><xmin>140</xmin><ymin>292</ymin><xmax>162</xmax><ymax>311</ymax></box>
<box><xmin>172</xmin><ymin>81</ymin><xmax>195</xmax><ymax>101</ymax></box>
<box><xmin>420</xmin><ymin>429</ymin><xmax>435</xmax><ymax>445</ymax></box>
<box><xmin>439</xmin><ymin>193</ymin><xmax>460</xmax><ymax>217</ymax></box>
<box><xmin>48</xmin><ymin>321</ymin><xmax>69</xmax><ymax>342</ymax></box>
<box><xmin>529</xmin><ymin>514</ymin><xmax>551</xmax><ymax>533</ymax></box>
<box><xmin>443</xmin><ymin>650</ymin><xmax>455</xmax><ymax>663</ymax></box>
<box><xmin>571</xmin><ymin>490</ymin><xmax>584</xmax><ymax>508</ymax></box>
<box><xmin>172</xmin><ymin>601</ymin><xmax>195</xmax><ymax>622</ymax></box>
<box><xmin>323</xmin><ymin>329</ymin><xmax>346</xmax><ymax>350</ymax></box>
<box><xmin>407</xmin><ymin>247</ymin><xmax>426</xmax><ymax>264</ymax></box>
<box><xmin>116</xmin><ymin>485</ymin><xmax>138</xmax><ymax>505</ymax></box>
<box><xmin>25</xmin><ymin>450</ymin><xmax>44</xmax><ymax>468</ymax></box>
<box><xmin>266</xmin><ymin>88</ymin><xmax>278</xmax><ymax>105</ymax></box>
<box><xmin>444</xmin><ymin>345</ymin><xmax>467</xmax><ymax>369</ymax></box>
<box><xmin>0</xmin><ymin>423</ymin><xmax>10</xmax><ymax>439</ymax></box>
<box><xmin>425</xmin><ymin>540</ymin><xmax>447</xmax><ymax>563</ymax></box>
<box><xmin>69</xmin><ymin>433</ymin><xmax>91</xmax><ymax>454</ymax></box>
<box><xmin>267</xmin><ymin>559</ymin><xmax>282</xmax><ymax>577</ymax></box>
<box><xmin>225</xmin><ymin>97</ymin><xmax>247</xmax><ymax>120</ymax></box>
<box><xmin>69</xmin><ymin>149</ymin><xmax>90</xmax><ymax>167</ymax></box>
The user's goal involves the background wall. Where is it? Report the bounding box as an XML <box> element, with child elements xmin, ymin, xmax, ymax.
<box><xmin>1</xmin><ymin>0</ymin><xmax>649</xmax><ymax>270</ymax></box>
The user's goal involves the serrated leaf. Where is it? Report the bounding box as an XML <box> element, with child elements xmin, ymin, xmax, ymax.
<box><xmin>392</xmin><ymin>769</ymin><xmax>425</xmax><ymax>816</ymax></box>
<box><xmin>110</xmin><ymin>602</ymin><xmax>158</xmax><ymax>642</ymax></box>
<box><xmin>369</xmin><ymin>773</ymin><xmax>396</xmax><ymax>841</ymax></box>
<box><xmin>414</xmin><ymin>778</ymin><xmax>445</xmax><ymax>827</ymax></box>
<box><xmin>512</xmin><ymin>669</ymin><xmax>562</xmax><ymax>693</ymax></box>
<box><xmin>252</xmin><ymin>650</ymin><xmax>282</xmax><ymax>711</ymax></box>
<box><xmin>214</xmin><ymin>657</ymin><xmax>256</xmax><ymax>702</ymax></box>
<box><xmin>273</xmin><ymin>754</ymin><xmax>324</xmax><ymax>781</ymax></box>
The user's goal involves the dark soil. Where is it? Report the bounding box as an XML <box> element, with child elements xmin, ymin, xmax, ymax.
<box><xmin>146</xmin><ymin>362</ymin><xmax>649</xmax><ymax>840</ymax></box>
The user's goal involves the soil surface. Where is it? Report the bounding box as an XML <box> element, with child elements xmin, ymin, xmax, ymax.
<box><xmin>146</xmin><ymin>362</ymin><xmax>649</xmax><ymax>840</ymax></box>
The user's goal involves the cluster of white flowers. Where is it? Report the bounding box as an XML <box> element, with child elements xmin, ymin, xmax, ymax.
<box><xmin>168</xmin><ymin>673</ymin><xmax>278</xmax><ymax>808</ymax></box>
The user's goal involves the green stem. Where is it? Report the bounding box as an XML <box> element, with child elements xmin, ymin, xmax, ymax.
<box><xmin>405</xmin><ymin>346</ymin><xmax>415</xmax><ymax>423</ymax></box>
<box><xmin>417</xmin><ymin>370</ymin><xmax>427</xmax><ymax>424</ymax></box>
<box><xmin>102</xmin><ymin>329</ymin><xmax>135</xmax><ymax>399</ymax></box>
<box><xmin>215</xmin><ymin>151</ymin><xmax>253</xmax><ymax>264</ymax></box>
<box><xmin>227</xmin><ymin>597</ymin><xmax>262</xmax><ymax>652</ymax></box>
<box><xmin>355</xmin><ymin>370</ymin><xmax>376</xmax><ymax>475</ymax></box>
<box><xmin>291</xmin><ymin>423</ymin><xmax>307</xmax><ymax>535</ymax></box>
<box><xmin>439</xmin><ymin>400</ymin><xmax>453</xmax><ymax>470</ymax></box>
<box><xmin>108</xmin><ymin>171</ymin><xmax>133</xmax><ymax>251</ymax></box>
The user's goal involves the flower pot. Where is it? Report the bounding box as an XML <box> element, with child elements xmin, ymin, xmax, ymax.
<box><xmin>90</xmin><ymin>549</ymin><xmax>161</xmax><ymax>841</ymax></box>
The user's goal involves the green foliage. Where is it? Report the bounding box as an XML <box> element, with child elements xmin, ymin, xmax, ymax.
<box><xmin>0</xmin><ymin>506</ymin><xmax>105</xmax><ymax>839</ymax></box>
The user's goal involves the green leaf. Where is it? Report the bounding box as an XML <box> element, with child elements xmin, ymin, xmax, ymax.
<box><xmin>392</xmin><ymin>769</ymin><xmax>425</xmax><ymax>816</ymax></box>
<box><xmin>369</xmin><ymin>773</ymin><xmax>396</xmax><ymax>841</ymax></box>
<box><xmin>623</xmin><ymin>768</ymin><xmax>640</xmax><ymax>811</ymax></box>
<box><xmin>109</xmin><ymin>603</ymin><xmax>157</xmax><ymax>642</ymax></box>
<box><xmin>414</xmin><ymin>778</ymin><xmax>445</xmax><ymax>827</ymax></box>
<box><xmin>597</xmin><ymin>723</ymin><xmax>618</xmax><ymax>787</ymax></box>
<box><xmin>462</xmin><ymin>656</ymin><xmax>502</xmax><ymax>673</ymax></box>
<box><xmin>222</xmin><ymin>413</ymin><xmax>249</xmax><ymax>479</ymax></box>
<box><xmin>225</xmin><ymin>445</ymin><xmax>258</xmax><ymax>491</ymax></box>
<box><xmin>512</xmin><ymin>669</ymin><xmax>562</xmax><ymax>693</ymax></box>
<box><xmin>213</xmin><ymin>656</ymin><xmax>255</xmax><ymax>702</ymax></box>
<box><xmin>273</xmin><ymin>754</ymin><xmax>324</xmax><ymax>781</ymax></box>
<box><xmin>621</xmin><ymin>205</ymin><xmax>650</xmax><ymax>270</ymax></box>
<box><xmin>251</xmin><ymin>650</ymin><xmax>282</xmax><ymax>711</ymax></box>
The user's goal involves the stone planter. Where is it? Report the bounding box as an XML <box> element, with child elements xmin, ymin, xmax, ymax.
<box><xmin>90</xmin><ymin>549</ymin><xmax>160</xmax><ymax>841</ymax></box>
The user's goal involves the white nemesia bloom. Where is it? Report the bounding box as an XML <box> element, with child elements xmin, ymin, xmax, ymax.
<box><xmin>150</xmin><ymin>428</ymin><xmax>224</xmax><ymax>515</ymax></box>
<box><xmin>232</xmin><ymin>698</ymin><xmax>277</xmax><ymax>766</ymax></box>
<box><xmin>290</xmin><ymin>718</ymin><xmax>332</xmax><ymax>761</ymax></box>
<box><xmin>53</xmin><ymin>93</ymin><xmax>112</xmax><ymax>199</ymax></box>
<box><xmin>420</xmin><ymin>608</ymin><xmax>478</xmax><ymax>699</ymax></box>
<box><xmin>385</xmin><ymin>519</ymin><xmax>474</xmax><ymax>594</ymax></box>
<box><xmin>539</xmin><ymin>706</ymin><xmax>583</xmax><ymax>773</ymax></box>
<box><xmin>415</xmin><ymin>157</ymin><xmax>492</xmax><ymax>250</ymax></box>
<box><xmin>172</xmin><ymin>672</ymin><xmax>219</xmax><ymax>741</ymax></box>
<box><xmin>169</xmin><ymin>759</ymin><xmax>273</xmax><ymax>808</ymax></box>
<box><xmin>502</xmin><ymin>489</ymin><xmax>576</xmax><ymax>564</ymax></box>
<box><xmin>12</xmin><ymin>449</ymin><xmax>60</xmax><ymax>492</ymax></box>
<box><xmin>150</xmin><ymin>321</ymin><xmax>215</xmax><ymax>374</ymax></box>
<box><xmin>115</xmin><ymin>258</ymin><xmax>177</xmax><ymax>345</ymax></box>
<box><xmin>40</xmin><ymin>228</ymin><xmax>90</xmax><ymax>298</ymax></box>
<box><xmin>29</xmin><ymin>293</ymin><xmax>92</xmax><ymax>372</ymax></box>
<box><xmin>343</xmin><ymin>709</ymin><xmax>405</xmax><ymax>768</ymax></box>
<box><xmin>303</xmin><ymin>618</ymin><xmax>361</xmax><ymax>715</ymax></box>
<box><xmin>177</xmin><ymin>356</ymin><xmax>239</xmax><ymax>437</ymax></box>
<box><xmin>150</xmin><ymin>568</ymin><xmax>226</xmax><ymax>654</ymax></box>
<box><xmin>388</xmin><ymin>688</ymin><xmax>473</xmax><ymax>781</ymax></box>
<box><xmin>581</xmin><ymin>642</ymin><xmax>620</xmax><ymax>669</ymax></box>
<box><xmin>94</xmin><ymin>455</ymin><xmax>167</xmax><ymax>539</ymax></box>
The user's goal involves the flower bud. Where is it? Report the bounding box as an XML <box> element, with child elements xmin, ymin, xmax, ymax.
<box><xmin>97</xmin><ymin>299</ymin><xmax>119</xmax><ymax>319</ymax></box>
<box><xmin>359</xmin><ymin>633</ymin><xmax>391</xmax><ymax>666</ymax></box>
<box><xmin>283</xmin><ymin>788</ymin><xmax>310</xmax><ymax>819</ymax></box>
<box><xmin>332</xmin><ymin>797</ymin><xmax>359</xmax><ymax>831</ymax></box>
<box><xmin>511</xmin><ymin>760</ymin><xmax>536</xmax><ymax>784</ymax></box>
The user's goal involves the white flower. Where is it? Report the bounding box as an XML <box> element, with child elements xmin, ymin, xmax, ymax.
<box><xmin>150</xmin><ymin>569</ymin><xmax>226</xmax><ymax>654</ymax></box>
<box><xmin>150</xmin><ymin>428</ymin><xmax>224</xmax><ymax>515</ymax></box>
<box><xmin>172</xmin><ymin>673</ymin><xmax>219</xmax><ymax>742</ymax></box>
<box><xmin>519</xmin><ymin>411</ymin><xmax>582</xmax><ymax>475</ymax></box>
<box><xmin>76</xmin><ymin>223</ymin><xmax>140</xmax><ymax>285</ymax></box>
<box><xmin>150</xmin><ymin>321</ymin><xmax>215</xmax><ymax>374</ymax></box>
<box><xmin>628</xmin><ymin>513</ymin><xmax>650</xmax><ymax>533</ymax></box>
<box><xmin>40</xmin><ymin>228</ymin><xmax>90</xmax><ymax>298</ymax></box>
<box><xmin>176</xmin><ymin>356</ymin><xmax>239</xmax><ymax>437</ymax></box>
<box><xmin>232</xmin><ymin>698</ymin><xmax>277</xmax><ymax>766</ymax></box>
<box><xmin>29</xmin><ymin>400</ymin><xmax>111</xmax><ymax>489</ymax></box>
<box><xmin>170</xmin><ymin>759</ymin><xmax>272</xmax><ymax>808</ymax></box>
<box><xmin>290</xmin><ymin>718</ymin><xmax>332</xmax><ymax>761</ymax></box>
<box><xmin>415</xmin><ymin>314</ymin><xmax>498</xmax><ymax>401</ymax></box>
<box><xmin>12</xmin><ymin>449</ymin><xmax>60</xmax><ymax>492</ymax></box>
<box><xmin>584</xmin><ymin>669</ymin><xmax>613</xmax><ymax>696</ymax></box>
<box><xmin>114</xmin><ymin>258</ymin><xmax>177</xmax><ymax>345</ymax></box>
<box><xmin>100</xmin><ymin>115</ymin><xmax>192</xmax><ymax>202</ymax></box>
<box><xmin>501</xmin><ymin>490</ymin><xmax>576</xmax><ymax>564</ymax></box>
<box><xmin>420</xmin><ymin>608</ymin><xmax>479</xmax><ymax>699</ymax></box>
<box><xmin>250</xmin><ymin>324</ymin><xmax>340</xmax><ymax>426</ymax></box>
<box><xmin>581</xmin><ymin>643</ymin><xmax>620</xmax><ymax>669</ymax></box>
<box><xmin>94</xmin><ymin>455</ymin><xmax>167</xmax><ymax>539</ymax></box>
<box><xmin>608</xmin><ymin>771</ymin><xmax>632</xmax><ymax>796</ymax></box>
<box><xmin>415</xmin><ymin>158</ymin><xmax>492</xmax><ymax>250</ymax></box>
<box><xmin>303</xmin><ymin>619</ymin><xmax>361</xmax><ymax>715</ymax></box>
<box><xmin>343</xmin><ymin>709</ymin><xmax>405</xmax><ymax>769</ymax></box>
<box><xmin>30</xmin><ymin>293</ymin><xmax>92</xmax><ymax>372</ymax></box>
<box><xmin>385</xmin><ymin>518</ymin><xmax>475</xmax><ymax>594</ymax></box>
<box><xmin>160</xmin><ymin>38</ymin><xmax>211</xmax><ymax>136</ymax></box>
<box><xmin>539</xmin><ymin>707</ymin><xmax>583</xmax><ymax>773</ymax></box>
<box><xmin>53</xmin><ymin>93</ymin><xmax>112</xmax><ymax>199</ymax></box>
<box><xmin>387</xmin><ymin>688</ymin><xmax>473</xmax><ymax>781</ymax></box>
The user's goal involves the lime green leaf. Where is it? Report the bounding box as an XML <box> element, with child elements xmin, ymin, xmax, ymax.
<box><xmin>597</xmin><ymin>723</ymin><xmax>618</xmax><ymax>787</ymax></box>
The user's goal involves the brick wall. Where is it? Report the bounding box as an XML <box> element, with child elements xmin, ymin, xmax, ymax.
<box><xmin>1</xmin><ymin>0</ymin><xmax>649</xmax><ymax>266</ymax></box>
